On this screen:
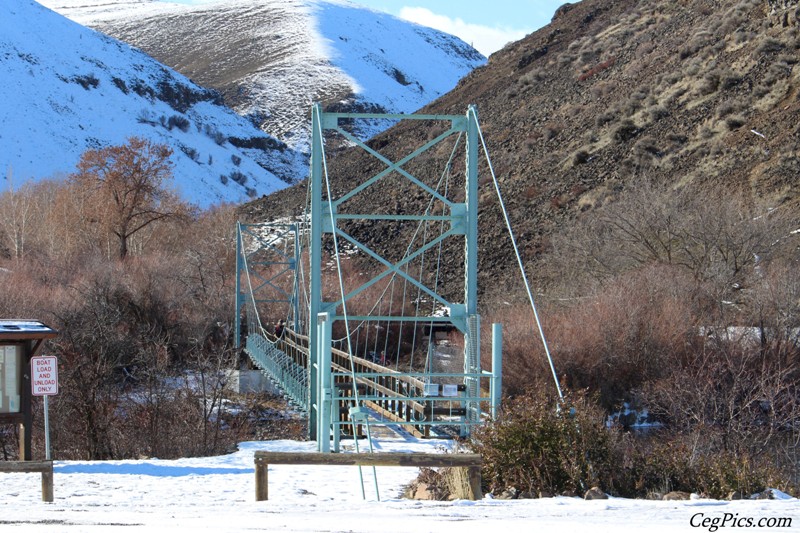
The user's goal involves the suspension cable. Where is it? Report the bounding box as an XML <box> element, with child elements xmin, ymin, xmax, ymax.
<box><xmin>424</xmin><ymin>161</ymin><xmax>451</xmax><ymax>380</ymax></box>
<box><xmin>238</xmin><ymin>229</ymin><xmax>276</xmax><ymax>345</ymax></box>
<box><xmin>468</xmin><ymin>108</ymin><xmax>563</xmax><ymax>399</ymax></box>
<box><xmin>390</xmin><ymin>133</ymin><xmax>463</xmax><ymax>372</ymax></box>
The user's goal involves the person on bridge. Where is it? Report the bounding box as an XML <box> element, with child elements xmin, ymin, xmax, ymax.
<box><xmin>274</xmin><ymin>320</ymin><xmax>285</xmax><ymax>338</ymax></box>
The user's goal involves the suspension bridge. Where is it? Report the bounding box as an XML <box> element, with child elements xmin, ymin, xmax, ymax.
<box><xmin>234</xmin><ymin>104</ymin><xmax>559</xmax><ymax>453</ymax></box>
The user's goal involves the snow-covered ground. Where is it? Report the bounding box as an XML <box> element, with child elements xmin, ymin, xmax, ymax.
<box><xmin>2</xmin><ymin>436</ymin><xmax>798</xmax><ymax>532</ymax></box>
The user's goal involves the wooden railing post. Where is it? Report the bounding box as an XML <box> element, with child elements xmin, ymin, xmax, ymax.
<box><xmin>466</xmin><ymin>465</ymin><xmax>482</xmax><ymax>500</ymax></box>
<box><xmin>255</xmin><ymin>457</ymin><xmax>269</xmax><ymax>501</ymax></box>
<box><xmin>253</xmin><ymin>451</ymin><xmax>482</xmax><ymax>502</ymax></box>
<box><xmin>41</xmin><ymin>467</ymin><xmax>54</xmax><ymax>502</ymax></box>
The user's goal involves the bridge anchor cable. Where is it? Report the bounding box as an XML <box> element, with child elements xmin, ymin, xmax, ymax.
<box><xmin>468</xmin><ymin>108</ymin><xmax>563</xmax><ymax>400</ymax></box>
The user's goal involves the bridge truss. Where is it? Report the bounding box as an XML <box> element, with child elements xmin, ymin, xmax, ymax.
<box><xmin>236</xmin><ymin>105</ymin><xmax>504</xmax><ymax>450</ymax></box>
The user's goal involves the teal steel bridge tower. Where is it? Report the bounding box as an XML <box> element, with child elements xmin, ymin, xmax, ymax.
<box><xmin>236</xmin><ymin>105</ymin><xmax>505</xmax><ymax>451</ymax></box>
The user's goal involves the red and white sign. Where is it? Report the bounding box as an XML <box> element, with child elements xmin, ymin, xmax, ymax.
<box><xmin>31</xmin><ymin>356</ymin><xmax>58</xmax><ymax>396</ymax></box>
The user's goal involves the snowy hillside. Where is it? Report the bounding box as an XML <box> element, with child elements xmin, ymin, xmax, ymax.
<box><xmin>1</xmin><ymin>1</ymin><xmax>303</xmax><ymax>208</ymax></box>
<box><xmin>38</xmin><ymin>0</ymin><xmax>486</xmax><ymax>152</ymax></box>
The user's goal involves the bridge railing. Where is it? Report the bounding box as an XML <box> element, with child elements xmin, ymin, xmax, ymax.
<box><xmin>248</xmin><ymin>326</ymin><xmax>490</xmax><ymax>438</ymax></box>
<box><xmin>246</xmin><ymin>328</ymin><xmax>309</xmax><ymax>410</ymax></box>
<box><xmin>330</xmin><ymin>370</ymin><xmax>487</xmax><ymax>439</ymax></box>
<box><xmin>264</xmin><ymin>328</ymin><xmax>488</xmax><ymax>438</ymax></box>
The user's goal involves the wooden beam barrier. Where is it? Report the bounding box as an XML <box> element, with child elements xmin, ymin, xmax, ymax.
<box><xmin>0</xmin><ymin>460</ymin><xmax>54</xmax><ymax>502</ymax></box>
<box><xmin>254</xmin><ymin>451</ymin><xmax>482</xmax><ymax>502</ymax></box>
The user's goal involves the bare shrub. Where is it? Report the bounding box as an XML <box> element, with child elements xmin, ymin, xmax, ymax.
<box><xmin>720</xmin><ymin>70</ymin><xmax>743</xmax><ymax>90</ymax></box>
<box><xmin>757</xmin><ymin>36</ymin><xmax>786</xmax><ymax>54</ymax></box>
<box><xmin>38</xmin><ymin>247</ymin><xmax>252</xmax><ymax>460</ymax></box>
<box><xmin>762</xmin><ymin>60</ymin><xmax>794</xmax><ymax>87</ymax></box>
<box><xmin>543</xmin><ymin>125</ymin><xmax>561</xmax><ymax>141</ymax></box>
<box><xmin>610</xmin><ymin>432</ymin><xmax>792</xmax><ymax>498</ymax></box>
<box><xmin>647</xmin><ymin>104</ymin><xmax>669</xmax><ymax>121</ymax></box>
<box><xmin>641</xmin><ymin>312</ymin><xmax>800</xmax><ymax>486</ymax></box>
<box><xmin>679</xmin><ymin>32</ymin><xmax>713</xmax><ymax>59</ymax></box>
<box><xmin>547</xmin><ymin>265</ymin><xmax>696</xmax><ymax>409</ymax></box>
<box><xmin>698</xmin><ymin>72</ymin><xmax>721</xmax><ymax>95</ymax></box>
<box><xmin>630</xmin><ymin>136</ymin><xmax>663</xmax><ymax>165</ymax></box>
<box><xmin>0</xmin><ymin>162</ymin><xmax>256</xmax><ymax>461</ymax></box>
<box><xmin>716</xmin><ymin>99</ymin><xmax>741</xmax><ymax>118</ymax></box>
<box><xmin>180</xmin><ymin>144</ymin><xmax>198</xmax><ymax>161</ymax></box>
<box><xmin>725</xmin><ymin>115</ymin><xmax>746</xmax><ymax>130</ymax></box>
<box><xmin>467</xmin><ymin>379</ymin><xmax>795</xmax><ymax>498</ymax></box>
<box><xmin>595</xmin><ymin>110</ymin><xmax>617</xmax><ymax>127</ymax></box>
<box><xmin>72</xmin><ymin>73</ymin><xmax>99</xmax><ymax>90</ymax></box>
<box><xmin>470</xmin><ymin>388</ymin><xmax>615</xmax><ymax>496</ymax></box>
<box><xmin>204</xmin><ymin>124</ymin><xmax>227</xmax><ymax>145</ymax></box>
<box><xmin>572</xmin><ymin>150</ymin><xmax>591</xmax><ymax>166</ymax></box>
<box><xmin>591</xmin><ymin>81</ymin><xmax>615</xmax><ymax>99</ymax></box>
<box><xmin>519</xmin><ymin>69</ymin><xmax>544</xmax><ymax>85</ymax></box>
<box><xmin>547</xmin><ymin>180</ymin><xmax>785</xmax><ymax>304</ymax></box>
<box><xmin>229</xmin><ymin>170</ymin><xmax>248</xmax><ymax>186</ymax></box>
<box><xmin>612</xmin><ymin>120</ymin><xmax>639</xmax><ymax>142</ymax></box>
<box><xmin>557</xmin><ymin>53</ymin><xmax>576</xmax><ymax>68</ymax></box>
<box><xmin>734</xmin><ymin>29</ymin><xmax>754</xmax><ymax>44</ymax></box>
<box><xmin>167</xmin><ymin>115</ymin><xmax>191</xmax><ymax>132</ymax></box>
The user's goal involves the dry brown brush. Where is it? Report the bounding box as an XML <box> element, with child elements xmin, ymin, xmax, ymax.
<box><xmin>0</xmin><ymin>151</ymin><xmax>269</xmax><ymax>459</ymax></box>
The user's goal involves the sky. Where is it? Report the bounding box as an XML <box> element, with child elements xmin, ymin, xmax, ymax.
<box><xmin>165</xmin><ymin>0</ymin><xmax>571</xmax><ymax>57</ymax></box>
<box><xmin>352</xmin><ymin>0</ymin><xmax>568</xmax><ymax>56</ymax></box>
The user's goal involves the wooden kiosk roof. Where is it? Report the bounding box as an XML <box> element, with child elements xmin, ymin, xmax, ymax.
<box><xmin>0</xmin><ymin>320</ymin><xmax>58</xmax><ymax>341</ymax></box>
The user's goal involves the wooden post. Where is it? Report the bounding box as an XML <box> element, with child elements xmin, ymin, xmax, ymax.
<box><xmin>0</xmin><ymin>460</ymin><xmax>54</xmax><ymax>502</ymax></box>
<box><xmin>21</xmin><ymin>342</ymin><xmax>33</xmax><ymax>461</ymax></box>
<box><xmin>466</xmin><ymin>465</ymin><xmax>482</xmax><ymax>500</ymax></box>
<box><xmin>41</xmin><ymin>468</ymin><xmax>54</xmax><ymax>502</ymax></box>
<box><xmin>255</xmin><ymin>458</ymin><xmax>268</xmax><ymax>501</ymax></box>
<box><xmin>18</xmin><ymin>422</ymin><xmax>26</xmax><ymax>461</ymax></box>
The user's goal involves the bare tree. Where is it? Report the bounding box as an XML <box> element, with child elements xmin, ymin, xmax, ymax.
<box><xmin>548</xmin><ymin>180</ymin><xmax>787</xmax><ymax>311</ymax></box>
<box><xmin>69</xmin><ymin>137</ymin><xmax>189</xmax><ymax>259</ymax></box>
<box><xmin>0</xmin><ymin>167</ymin><xmax>38</xmax><ymax>259</ymax></box>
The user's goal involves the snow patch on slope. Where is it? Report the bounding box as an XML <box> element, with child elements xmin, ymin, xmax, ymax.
<box><xmin>39</xmin><ymin>0</ymin><xmax>486</xmax><ymax>154</ymax></box>
<box><xmin>1</xmin><ymin>0</ymin><xmax>295</xmax><ymax>208</ymax></box>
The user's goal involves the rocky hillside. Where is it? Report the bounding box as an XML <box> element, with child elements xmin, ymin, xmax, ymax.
<box><xmin>242</xmin><ymin>0</ymin><xmax>800</xmax><ymax>303</ymax></box>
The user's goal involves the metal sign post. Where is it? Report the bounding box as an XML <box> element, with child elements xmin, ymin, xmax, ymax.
<box><xmin>31</xmin><ymin>356</ymin><xmax>58</xmax><ymax>460</ymax></box>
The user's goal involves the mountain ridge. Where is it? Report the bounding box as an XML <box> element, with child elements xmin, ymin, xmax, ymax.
<box><xmin>39</xmin><ymin>0</ymin><xmax>485</xmax><ymax>156</ymax></box>
<box><xmin>2</xmin><ymin>0</ymin><xmax>297</xmax><ymax>207</ymax></box>
<box><xmin>241</xmin><ymin>0</ymin><xmax>800</xmax><ymax>300</ymax></box>
<box><xmin>5</xmin><ymin>0</ymin><xmax>483</xmax><ymax>207</ymax></box>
